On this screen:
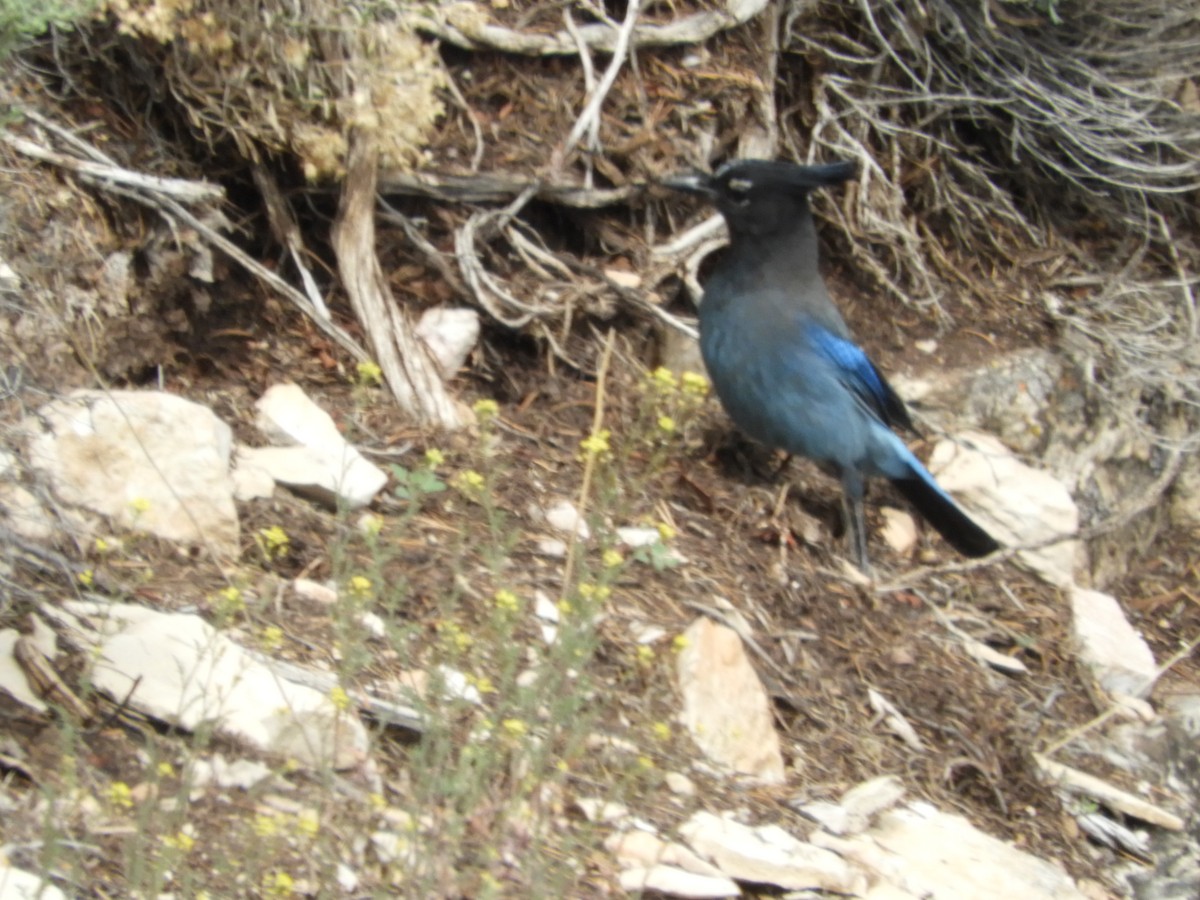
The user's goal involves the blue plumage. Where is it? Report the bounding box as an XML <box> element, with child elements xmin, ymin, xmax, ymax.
<box><xmin>665</xmin><ymin>159</ymin><xmax>999</xmax><ymax>570</ymax></box>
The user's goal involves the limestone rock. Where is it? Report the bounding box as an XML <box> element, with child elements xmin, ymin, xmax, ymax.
<box><xmin>929</xmin><ymin>432</ymin><xmax>1081</xmax><ymax>586</ymax></box>
<box><xmin>679</xmin><ymin>811</ymin><xmax>863</xmax><ymax>893</ymax></box>
<box><xmin>26</xmin><ymin>390</ymin><xmax>238</xmax><ymax>556</ymax></box>
<box><xmin>0</xmin><ymin>865</ymin><xmax>66</xmax><ymax>900</ymax></box>
<box><xmin>858</xmin><ymin>803</ymin><xmax>1091</xmax><ymax>899</ymax></box>
<box><xmin>249</xmin><ymin>383</ymin><xmax>386</xmax><ymax>509</ymax></box>
<box><xmin>415</xmin><ymin>307</ymin><xmax>480</xmax><ymax>380</ymax></box>
<box><xmin>880</xmin><ymin>508</ymin><xmax>917</xmax><ymax>556</ymax></box>
<box><xmin>63</xmin><ymin>600</ymin><xmax>368</xmax><ymax>769</ymax></box>
<box><xmin>1069</xmin><ymin>587</ymin><xmax>1157</xmax><ymax>698</ymax></box>
<box><xmin>676</xmin><ymin>618</ymin><xmax>785</xmax><ymax>785</ymax></box>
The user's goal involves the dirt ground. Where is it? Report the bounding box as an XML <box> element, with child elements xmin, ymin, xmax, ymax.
<box><xmin>2</xmin><ymin>52</ymin><xmax>1199</xmax><ymax>897</ymax></box>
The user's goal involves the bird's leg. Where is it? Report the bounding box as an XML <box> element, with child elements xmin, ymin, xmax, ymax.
<box><xmin>840</xmin><ymin>469</ymin><xmax>870</xmax><ymax>574</ymax></box>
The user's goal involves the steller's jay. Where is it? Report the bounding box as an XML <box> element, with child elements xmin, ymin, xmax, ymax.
<box><xmin>664</xmin><ymin>159</ymin><xmax>999</xmax><ymax>571</ymax></box>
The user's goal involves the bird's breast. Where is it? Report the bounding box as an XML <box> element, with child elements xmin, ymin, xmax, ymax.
<box><xmin>698</xmin><ymin>290</ymin><xmax>871</xmax><ymax>467</ymax></box>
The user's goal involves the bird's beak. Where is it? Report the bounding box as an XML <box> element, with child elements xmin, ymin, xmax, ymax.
<box><xmin>660</xmin><ymin>171</ymin><xmax>716</xmax><ymax>198</ymax></box>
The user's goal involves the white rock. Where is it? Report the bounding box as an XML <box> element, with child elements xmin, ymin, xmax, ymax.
<box><xmin>0</xmin><ymin>258</ymin><xmax>21</xmax><ymax>292</ymax></box>
<box><xmin>1070</xmin><ymin>587</ymin><xmax>1157</xmax><ymax>698</ymax></box>
<box><xmin>229</xmin><ymin>450</ymin><xmax>276</xmax><ymax>501</ymax></box>
<box><xmin>0</xmin><ymin>630</ymin><xmax>45</xmax><ymax>712</ymax></box>
<box><xmin>359</xmin><ymin>612</ymin><xmax>387</xmax><ymax>640</ymax></box>
<box><xmin>798</xmin><ymin>800</ymin><xmax>852</xmax><ymax>836</ymax></box>
<box><xmin>0</xmin><ymin>865</ymin><xmax>66</xmax><ymax>900</ymax></box>
<box><xmin>617</xmin><ymin>526</ymin><xmax>688</xmax><ymax>565</ymax></box>
<box><xmin>26</xmin><ymin>391</ymin><xmax>239</xmax><ymax>556</ymax></box>
<box><xmin>64</xmin><ymin>601</ymin><xmax>368</xmax><ymax>769</ymax></box>
<box><xmin>371</xmin><ymin>830</ymin><xmax>413</xmax><ymax>865</ymax></box>
<box><xmin>543</xmin><ymin>499</ymin><xmax>590</xmax><ymax>539</ymax></box>
<box><xmin>434</xmin><ymin>666</ymin><xmax>482</xmax><ymax>705</ymax></box>
<box><xmin>237</xmin><ymin>445</ymin><xmax>385</xmax><ymax>511</ymax></box>
<box><xmin>617</xmin><ymin>526</ymin><xmax>661</xmax><ymax>548</ymax></box>
<box><xmin>293</xmin><ymin>578</ymin><xmax>339</xmax><ymax>605</ymax></box>
<box><xmin>880</xmin><ymin>508</ymin><xmax>918</xmax><ymax>556</ymax></box>
<box><xmin>535</xmin><ymin>538</ymin><xmax>568</xmax><ymax>558</ymax></box>
<box><xmin>252</xmin><ymin>383</ymin><xmax>386</xmax><ymax>509</ymax></box>
<box><xmin>680</xmin><ymin>811</ymin><xmax>863</xmax><ymax>893</ymax></box>
<box><xmin>255</xmin><ymin>382</ymin><xmax>341</xmax><ymax>446</ymax></box>
<box><xmin>929</xmin><ymin>432</ymin><xmax>1081</xmax><ymax>586</ymax></box>
<box><xmin>631</xmin><ymin>621</ymin><xmax>669</xmax><ymax>644</ymax></box>
<box><xmin>190</xmin><ymin>754</ymin><xmax>274</xmax><ymax>790</ymax></box>
<box><xmin>676</xmin><ymin>618</ymin><xmax>785</xmax><ymax>785</ymax></box>
<box><xmin>618</xmin><ymin>865</ymin><xmax>740</xmax><ymax>898</ymax></box>
<box><xmin>666</xmin><ymin>771</ymin><xmax>697</xmax><ymax>797</ymax></box>
<box><xmin>415</xmin><ymin>307</ymin><xmax>480</xmax><ymax>380</ymax></box>
<box><xmin>335</xmin><ymin>863</ymin><xmax>359</xmax><ymax>893</ymax></box>
<box><xmin>535</xmin><ymin>590</ymin><xmax>560</xmax><ymax>643</ymax></box>
<box><xmin>0</xmin><ymin>451</ymin><xmax>55</xmax><ymax>542</ymax></box>
<box><xmin>838</xmin><ymin>775</ymin><xmax>906</xmax><ymax>831</ymax></box>
<box><xmin>576</xmin><ymin>798</ymin><xmax>630</xmax><ymax>823</ymax></box>
<box><xmin>604</xmin><ymin>269</ymin><xmax>642</xmax><ymax>289</ymax></box>
<box><xmin>861</xmin><ymin>802</ymin><xmax>1090</xmax><ymax>899</ymax></box>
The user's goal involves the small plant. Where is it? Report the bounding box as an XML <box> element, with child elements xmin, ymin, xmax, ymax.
<box><xmin>0</xmin><ymin>0</ymin><xmax>95</xmax><ymax>61</ymax></box>
<box><xmin>255</xmin><ymin>525</ymin><xmax>290</xmax><ymax>562</ymax></box>
<box><xmin>392</xmin><ymin>462</ymin><xmax>446</xmax><ymax>503</ymax></box>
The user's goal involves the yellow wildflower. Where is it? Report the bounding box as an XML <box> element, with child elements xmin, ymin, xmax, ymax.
<box><xmin>501</xmin><ymin>718</ymin><xmax>528</xmax><ymax>737</ymax></box>
<box><xmin>493</xmin><ymin>589</ymin><xmax>520</xmax><ymax>612</ymax></box>
<box><xmin>579</xmin><ymin>429</ymin><xmax>612</xmax><ymax>457</ymax></box>
<box><xmin>296</xmin><ymin>809</ymin><xmax>320</xmax><ymax>839</ymax></box>
<box><xmin>472</xmin><ymin>398</ymin><xmax>500</xmax><ymax>420</ymax></box>
<box><xmin>106</xmin><ymin>781</ymin><xmax>133</xmax><ymax>809</ymax></box>
<box><xmin>680</xmin><ymin>371</ymin><xmax>710</xmax><ymax>395</ymax></box>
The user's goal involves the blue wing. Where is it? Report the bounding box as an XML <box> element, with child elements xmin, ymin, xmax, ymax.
<box><xmin>803</xmin><ymin>322</ymin><xmax>915</xmax><ymax>432</ymax></box>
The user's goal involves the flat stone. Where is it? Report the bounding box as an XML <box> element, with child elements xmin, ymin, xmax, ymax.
<box><xmin>680</xmin><ymin>811</ymin><xmax>863</xmax><ymax>893</ymax></box>
<box><xmin>676</xmin><ymin>618</ymin><xmax>786</xmax><ymax>785</ymax></box>
<box><xmin>26</xmin><ymin>390</ymin><xmax>239</xmax><ymax>556</ymax></box>
<box><xmin>0</xmin><ymin>629</ymin><xmax>45</xmax><ymax>712</ymax></box>
<box><xmin>929</xmin><ymin>432</ymin><xmax>1081</xmax><ymax>587</ymax></box>
<box><xmin>1070</xmin><ymin>587</ymin><xmax>1157</xmax><ymax>698</ymax></box>
<box><xmin>415</xmin><ymin>307</ymin><xmax>480</xmax><ymax>380</ymax></box>
<box><xmin>64</xmin><ymin>600</ymin><xmax>368</xmax><ymax>769</ymax></box>
<box><xmin>0</xmin><ymin>865</ymin><xmax>66</xmax><ymax>900</ymax></box>
<box><xmin>252</xmin><ymin>383</ymin><xmax>386</xmax><ymax>509</ymax></box>
<box><xmin>236</xmin><ymin>445</ymin><xmax>384</xmax><ymax>511</ymax></box>
<box><xmin>864</xmin><ymin>803</ymin><xmax>1089</xmax><ymax>899</ymax></box>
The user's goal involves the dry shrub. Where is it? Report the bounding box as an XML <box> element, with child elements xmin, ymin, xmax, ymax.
<box><xmin>786</xmin><ymin>0</ymin><xmax>1200</xmax><ymax>448</ymax></box>
<box><xmin>783</xmin><ymin>1</ymin><xmax>1197</xmax><ymax>302</ymax></box>
<box><xmin>99</xmin><ymin>0</ymin><xmax>446</xmax><ymax>178</ymax></box>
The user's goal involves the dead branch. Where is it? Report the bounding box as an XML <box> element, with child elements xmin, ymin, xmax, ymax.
<box><xmin>8</xmin><ymin>108</ymin><xmax>370</xmax><ymax>363</ymax></box>
<box><xmin>402</xmin><ymin>0</ymin><xmax>769</xmax><ymax>56</ymax></box>
<box><xmin>253</xmin><ymin>164</ymin><xmax>331</xmax><ymax>321</ymax></box>
<box><xmin>1</xmin><ymin>131</ymin><xmax>223</xmax><ymax>203</ymax></box>
<box><xmin>378</xmin><ymin>171</ymin><xmax>637</xmax><ymax>208</ymax></box>
<box><xmin>333</xmin><ymin>132</ymin><xmax>467</xmax><ymax>429</ymax></box>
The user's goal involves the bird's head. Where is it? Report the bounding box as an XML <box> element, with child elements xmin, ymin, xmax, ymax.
<box><xmin>662</xmin><ymin>158</ymin><xmax>857</xmax><ymax>237</ymax></box>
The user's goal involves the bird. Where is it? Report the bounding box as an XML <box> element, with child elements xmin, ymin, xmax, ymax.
<box><xmin>663</xmin><ymin>158</ymin><xmax>999</xmax><ymax>571</ymax></box>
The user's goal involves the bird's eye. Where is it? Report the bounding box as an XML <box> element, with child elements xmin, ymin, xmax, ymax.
<box><xmin>726</xmin><ymin>177</ymin><xmax>753</xmax><ymax>206</ymax></box>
